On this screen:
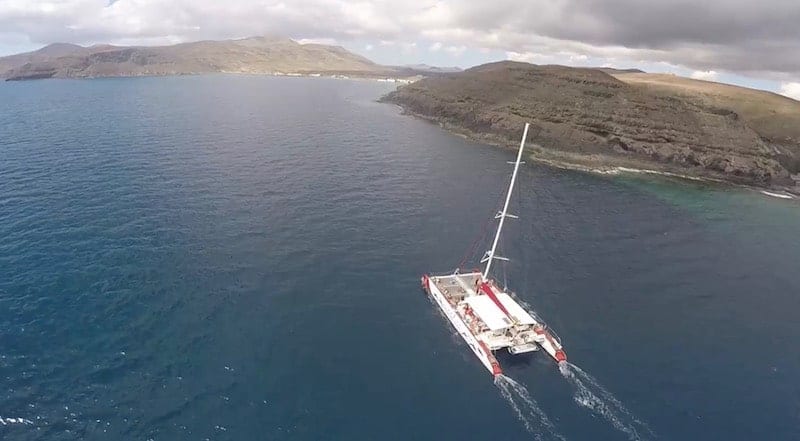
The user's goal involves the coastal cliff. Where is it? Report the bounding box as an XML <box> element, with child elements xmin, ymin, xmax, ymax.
<box><xmin>382</xmin><ymin>61</ymin><xmax>800</xmax><ymax>190</ymax></box>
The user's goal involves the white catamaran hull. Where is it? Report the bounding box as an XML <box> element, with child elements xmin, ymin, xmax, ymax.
<box><xmin>422</xmin><ymin>275</ymin><xmax>502</xmax><ymax>376</ymax></box>
<box><xmin>420</xmin><ymin>123</ymin><xmax>567</xmax><ymax>376</ymax></box>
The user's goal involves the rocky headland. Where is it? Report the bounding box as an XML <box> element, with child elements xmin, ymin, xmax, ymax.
<box><xmin>382</xmin><ymin>61</ymin><xmax>800</xmax><ymax>193</ymax></box>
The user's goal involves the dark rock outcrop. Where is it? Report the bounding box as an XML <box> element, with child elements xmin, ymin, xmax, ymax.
<box><xmin>383</xmin><ymin>61</ymin><xmax>800</xmax><ymax>188</ymax></box>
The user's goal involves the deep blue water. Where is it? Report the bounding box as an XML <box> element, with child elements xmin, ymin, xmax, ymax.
<box><xmin>1</xmin><ymin>76</ymin><xmax>799</xmax><ymax>440</ymax></box>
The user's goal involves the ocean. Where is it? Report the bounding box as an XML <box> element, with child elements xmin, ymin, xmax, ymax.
<box><xmin>1</xmin><ymin>75</ymin><xmax>798</xmax><ymax>440</ymax></box>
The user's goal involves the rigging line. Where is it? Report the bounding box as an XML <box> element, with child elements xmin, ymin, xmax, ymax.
<box><xmin>501</xmin><ymin>168</ymin><xmax>516</xmax><ymax>289</ymax></box>
<box><xmin>501</xmin><ymin>222</ymin><xmax>508</xmax><ymax>290</ymax></box>
<box><xmin>517</xmin><ymin>150</ymin><xmax>526</xmax><ymax>291</ymax></box>
<box><xmin>456</xmin><ymin>194</ymin><xmax>504</xmax><ymax>270</ymax></box>
<box><xmin>457</xmin><ymin>125</ymin><xmax>537</xmax><ymax>272</ymax></box>
<box><xmin>483</xmin><ymin>123</ymin><xmax>530</xmax><ymax>281</ymax></box>
<box><xmin>455</xmin><ymin>172</ymin><xmax>509</xmax><ymax>270</ymax></box>
<box><xmin>504</xmin><ymin>141</ymin><xmax>529</xmax><ymax>290</ymax></box>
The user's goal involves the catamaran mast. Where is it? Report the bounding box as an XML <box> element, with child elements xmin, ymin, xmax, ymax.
<box><xmin>481</xmin><ymin>122</ymin><xmax>530</xmax><ymax>281</ymax></box>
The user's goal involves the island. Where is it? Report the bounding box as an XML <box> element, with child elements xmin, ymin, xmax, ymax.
<box><xmin>382</xmin><ymin>61</ymin><xmax>800</xmax><ymax>193</ymax></box>
<box><xmin>0</xmin><ymin>36</ymin><xmax>420</xmax><ymax>81</ymax></box>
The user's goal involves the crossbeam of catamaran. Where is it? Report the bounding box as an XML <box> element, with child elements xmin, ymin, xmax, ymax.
<box><xmin>421</xmin><ymin>122</ymin><xmax>566</xmax><ymax>377</ymax></box>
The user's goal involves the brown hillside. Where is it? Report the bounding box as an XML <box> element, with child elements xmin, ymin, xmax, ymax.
<box><xmin>383</xmin><ymin>61</ymin><xmax>800</xmax><ymax>188</ymax></box>
<box><xmin>1</xmin><ymin>37</ymin><xmax>391</xmax><ymax>80</ymax></box>
<box><xmin>613</xmin><ymin>72</ymin><xmax>800</xmax><ymax>171</ymax></box>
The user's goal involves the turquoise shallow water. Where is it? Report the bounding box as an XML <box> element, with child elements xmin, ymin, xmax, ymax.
<box><xmin>1</xmin><ymin>76</ymin><xmax>799</xmax><ymax>440</ymax></box>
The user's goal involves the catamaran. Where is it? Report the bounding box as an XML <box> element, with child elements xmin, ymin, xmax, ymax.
<box><xmin>421</xmin><ymin>123</ymin><xmax>567</xmax><ymax>376</ymax></box>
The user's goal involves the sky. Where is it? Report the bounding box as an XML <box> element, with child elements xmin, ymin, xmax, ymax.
<box><xmin>0</xmin><ymin>0</ymin><xmax>798</xmax><ymax>99</ymax></box>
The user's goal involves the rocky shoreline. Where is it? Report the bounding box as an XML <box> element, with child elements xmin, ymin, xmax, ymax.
<box><xmin>389</xmin><ymin>105</ymin><xmax>799</xmax><ymax>199</ymax></box>
<box><xmin>381</xmin><ymin>61</ymin><xmax>800</xmax><ymax>196</ymax></box>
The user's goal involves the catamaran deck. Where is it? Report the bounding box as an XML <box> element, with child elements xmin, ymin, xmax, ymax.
<box><xmin>426</xmin><ymin>270</ymin><xmax>566</xmax><ymax>361</ymax></box>
<box><xmin>428</xmin><ymin>272</ymin><xmax>482</xmax><ymax>302</ymax></box>
<box><xmin>430</xmin><ymin>273</ymin><xmax>536</xmax><ymax>326</ymax></box>
<box><xmin>428</xmin><ymin>272</ymin><xmax>541</xmax><ymax>351</ymax></box>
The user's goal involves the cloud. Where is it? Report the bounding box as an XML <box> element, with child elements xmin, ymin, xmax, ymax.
<box><xmin>0</xmin><ymin>0</ymin><xmax>799</xmax><ymax>80</ymax></box>
<box><xmin>443</xmin><ymin>45</ymin><xmax>466</xmax><ymax>56</ymax></box>
<box><xmin>506</xmin><ymin>51</ymin><xmax>539</xmax><ymax>63</ymax></box>
<box><xmin>506</xmin><ymin>50</ymin><xmax>591</xmax><ymax>66</ymax></box>
<box><xmin>400</xmin><ymin>41</ymin><xmax>417</xmax><ymax>53</ymax></box>
<box><xmin>297</xmin><ymin>38</ymin><xmax>338</xmax><ymax>45</ymax></box>
<box><xmin>780</xmin><ymin>82</ymin><xmax>800</xmax><ymax>100</ymax></box>
<box><xmin>690</xmin><ymin>70</ymin><xmax>719</xmax><ymax>81</ymax></box>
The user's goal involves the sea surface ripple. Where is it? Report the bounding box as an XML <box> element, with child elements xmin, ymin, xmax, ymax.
<box><xmin>1</xmin><ymin>76</ymin><xmax>799</xmax><ymax>440</ymax></box>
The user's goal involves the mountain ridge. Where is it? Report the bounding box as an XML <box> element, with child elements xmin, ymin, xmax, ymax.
<box><xmin>0</xmin><ymin>37</ymin><xmax>396</xmax><ymax>80</ymax></box>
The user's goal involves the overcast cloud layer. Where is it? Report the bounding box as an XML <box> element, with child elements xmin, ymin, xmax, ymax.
<box><xmin>1</xmin><ymin>0</ymin><xmax>799</xmax><ymax>97</ymax></box>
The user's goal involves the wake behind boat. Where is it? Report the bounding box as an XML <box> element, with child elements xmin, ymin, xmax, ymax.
<box><xmin>421</xmin><ymin>123</ymin><xmax>566</xmax><ymax>376</ymax></box>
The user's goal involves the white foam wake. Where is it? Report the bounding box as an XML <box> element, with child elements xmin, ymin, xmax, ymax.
<box><xmin>494</xmin><ymin>374</ymin><xmax>566</xmax><ymax>441</ymax></box>
<box><xmin>559</xmin><ymin>362</ymin><xmax>653</xmax><ymax>440</ymax></box>
<box><xmin>0</xmin><ymin>416</ymin><xmax>33</xmax><ymax>426</ymax></box>
<box><xmin>760</xmin><ymin>190</ymin><xmax>794</xmax><ymax>199</ymax></box>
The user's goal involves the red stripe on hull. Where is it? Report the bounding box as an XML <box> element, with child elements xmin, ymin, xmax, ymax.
<box><xmin>478</xmin><ymin>341</ymin><xmax>503</xmax><ymax>376</ymax></box>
